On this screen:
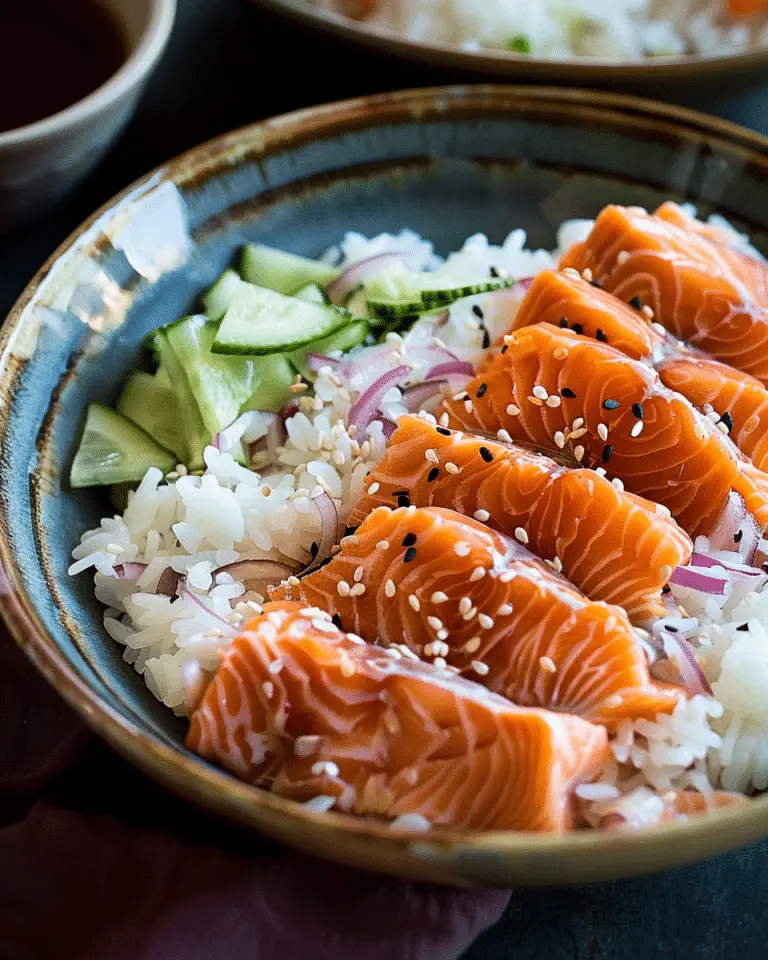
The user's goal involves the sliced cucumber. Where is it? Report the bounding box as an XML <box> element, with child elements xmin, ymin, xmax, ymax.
<box><xmin>294</xmin><ymin>282</ymin><xmax>329</xmax><ymax>305</ymax></box>
<box><xmin>152</xmin><ymin>330</ymin><xmax>208</xmax><ymax>468</ymax></box>
<box><xmin>242</xmin><ymin>354</ymin><xmax>296</xmax><ymax>412</ymax></box>
<box><xmin>241</xmin><ymin>244</ymin><xmax>338</xmax><ymax>295</ymax></box>
<box><xmin>117</xmin><ymin>371</ymin><xmax>186</xmax><ymax>460</ymax></box>
<box><xmin>420</xmin><ymin>278</ymin><xmax>512</xmax><ymax>310</ymax></box>
<box><xmin>70</xmin><ymin>404</ymin><xmax>176</xmax><ymax>488</ymax></box>
<box><xmin>202</xmin><ymin>269</ymin><xmax>244</xmax><ymax>322</ymax></box>
<box><xmin>212</xmin><ymin>284</ymin><xmax>351</xmax><ymax>356</ymax></box>
<box><xmin>289</xmin><ymin>319</ymin><xmax>368</xmax><ymax>380</ymax></box>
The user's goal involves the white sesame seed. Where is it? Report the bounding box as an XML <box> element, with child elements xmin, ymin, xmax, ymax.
<box><xmin>660</xmin><ymin>564</ymin><xmax>672</xmax><ymax>580</ymax></box>
<box><xmin>301</xmin><ymin>607</ymin><xmax>330</xmax><ymax>620</ymax></box>
<box><xmin>464</xmin><ymin>400</ymin><xmax>474</xmax><ymax>414</ymax></box>
<box><xmin>546</xmin><ymin>395</ymin><xmax>562</xmax><ymax>408</ymax></box>
<box><xmin>469</xmin><ymin>566</ymin><xmax>486</xmax><ymax>582</ymax></box>
<box><xmin>641</xmin><ymin>305</ymin><xmax>654</xmax><ymax>318</ymax></box>
<box><xmin>631</xmin><ymin>420</ymin><xmax>644</xmax><ymax>438</ymax></box>
<box><xmin>656</xmin><ymin>503</ymin><xmax>671</xmax><ymax>518</ymax></box>
<box><xmin>440</xmin><ymin>412</ymin><xmax>450</xmax><ymax>427</ymax></box>
<box><xmin>569</xmin><ymin>428</ymin><xmax>588</xmax><ymax>440</ymax></box>
<box><xmin>574</xmin><ymin>445</ymin><xmax>585</xmax><ymax>462</ymax></box>
<box><xmin>459</xmin><ymin>597</ymin><xmax>472</xmax><ymax>615</ymax></box>
<box><xmin>452</xmin><ymin>391</ymin><xmax>468</xmax><ymax>401</ymax></box>
<box><xmin>694</xmin><ymin>423</ymin><xmax>706</xmax><ymax>441</ymax></box>
<box><xmin>604</xmin><ymin>694</ymin><xmax>624</xmax><ymax>709</ymax></box>
<box><xmin>433</xmin><ymin>656</ymin><xmax>447</xmax><ymax>669</ymax></box>
<box><xmin>294</xmin><ymin>735</ymin><xmax>320</xmax><ymax>757</ymax></box>
<box><xmin>462</xmin><ymin>606</ymin><xmax>478</xmax><ymax>622</ymax></box>
<box><xmin>478</xmin><ymin>613</ymin><xmax>494</xmax><ymax>630</ymax></box>
<box><xmin>445</xmin><ymin>462</ymin><xmax>460</xmax><ymax>475</ymax></box>
<box><xmin>582</xmin><ymin>268</ymin><xmax>593</xmax><ymax>282</ymax></box>
<box><xmin>385</xmin><ymin>579</ymin><xmax>396</xmax><ymax>598</ymax></box>
<box><xmin>424</xmin><ymin>642</ymin><xmax>434</xmax><ymax>657</ymax></box>
<box><xmin>437</xmin><ymin>629</ymin><xmax>449</xmax><ymax>641</ymax></box>
<box><xmin>312</xmin><ymin>761</ymin><xmax>340</xmax><ymax>778</ymax></box>
<box><xmin>562</xmin><ymin>267</ymin><xmax>581</xmax><ymax>280</ymax></box>
<box><xmin>553</xmin><ymin>347</ymin><xmax>568</xmax><ymax>360</ymax></box>
<box><xmin>533</xmin><ymin>385</ymin><xmax>548</xmax><ymax>400</ymax></box>
<box><xmin>471</xmin><ymin>661</ymin><xmax>490</xmax><ymax>676</ymax></box>
<box><xmin>313</xmin><ymin>618</ymin><xmax>338</xmax><ymax>634</ymax></box>
<box><xmin>506</xmin><ymin>404</ymin><xmax>521</xmax><ymax>416</ymax></box>
<box><xmin>539</xmin><ymin>656</ymin><xmax>557</xmax><ymax>673</ymax></box>
<box><xmin>377</xmin><ymin>540</ymin><xmax>390</xmax><ymax>550</ymax></box>
<box><xmin>346</xmin><ymin>633</ymin><xmax>365</xmax><ymax>645</ymax></box>
<box><xmin>262</xmin><ymin>681</ymin><xmax>274</xmax><ymax>698</ymax></box>
<box><xmin>473</xmin><ymin>509</ymin><xmax>490</xmax><ymax>522</ymax></box>
<box><xmin>706</xmin><ymin>410</ymin><xmax>720</xmax><ymax>423</ymax></box>
<box><xmin>409</xmin><ymin>594</ymin><xmax>421</xmax><ymax>611</ymax></box>
<box><xmin>268</xmin><ymin>658</ymin><xmax>284</xmax><ymax>675</ymax></box>
<box><xmin>499</xmin><ymin>570</ymin><xmax>516</xmax><ymax>583</ymax></box>
<box><xmin>572</xmin><ymin>417</ymin><xmax>584</xmax><ymax>429</ymax></box>
<box><xmin>528</xmin><ymin>396</ymin><xmax>544</xmax><ymax>407</ymax></box>
<box><xmin>597</xmin><ymin>423</ymin><xmax>609</xmax><ymax>441</ymax></box>
<box><xmin>553</xmin><ymin>430</ymin><xmax>566</xmax><ymax>449</ymax></box>
<box><xmin>612</xmin><ymin>477</ymin><xmax>624</xmax><ymax>492</ymax></box>
<box><xmin>353</xmin><ymin>565</ymin><xmax>364</xmax><ymax>583</ymax></box>
<box><xmin>427</xmin><ymin>616</ymin><xmax>443</xmax><ymax>630</ymax></box>
<box><xmin>349</xmin><ymin>583</ymin><xmax>366</xmax><ymax>597</ymax></box>
<box><xmin>454</xmin><ymin>541</ymin><xmax>471</xmax><ymax>557</ymax></box>
<box><xmin>617</xmin><ymin>250</ymin><xmax>630</xmax><ymax>264</ymax></box>
<box><xmin>595</xmin><ymin>467</ymin><xmax>607</xmax><ymax>477</ymax></box>
<box><xmin>498</xmin><ymin>604</ymin><xmax>513</xmax><ymax>616</ymax></box>
<box><xmin>552</xmin><ymin>556</ymin><xmax>563</xmax><ymax>573</ymax></box>
<box><xmin>337</xmin><ymin>581</ymin><xmax>350</xmax><ymax>597</ymax></box>
<box><xmin>425</xmin><ymin>448</ymin><xmax>439</xmax><ymax>464</ymax></box>
<box><xmin>575</xmin><ymin>784</ymin><xmax>621</xmax><ymax>802</ymax></box>
<box><xmin>367</xmin><ymin>482</ymin><xmax>380</xmax><ymax>495</ymax></box>
<box><xmin>514</xmin><ymin>527</ymin><xmax>529</xmax><ymax>544</ymax></box>
<box><xmin>431</xmin><ymin>591</ymin><xmax>448</xmax><ymax>604</ymax></box>
<box><xmin>464</xmin><ymin>636</ymin><xmax>481</xmax><ymax>654</ymax></box>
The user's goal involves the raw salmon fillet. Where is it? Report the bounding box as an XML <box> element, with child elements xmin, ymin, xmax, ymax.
<box><xmin>440</xmin><ymin>323</ymin><xmax>768</xmax><ymax>546</ymax></box>
<box><xmin>560</xmin><ymin>204</ymin><xmax>768</xmax><ymax>382</ymax></box>
<box><xmin>512</xmin><ymin>269</ymin><xmax>768</xmax><ymax>471</ymax></box>
<box><xmin>186</xmin><ymin>601</ymin><xmax>609</xmax><ymax>832</ymax></box>
<box><xmin>349</xmin><ymin>414</ymin><xmax>691</xmax><ymax>620</ymax></box>
<box><xmin>272</xmin><ymin>506</ymin><xmax>681</xmax><ymax>728</ymax></box>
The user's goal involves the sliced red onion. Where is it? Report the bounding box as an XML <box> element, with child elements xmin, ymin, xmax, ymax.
<box><xmin>347</xmin><ymin>364</ymin><xmax>410</xmax><ymax>434</ymax></box>
<box><xmin>113</xmin><ymin>562</ymin><xmax>148</xmax><ymax>580</ymax></box>
<box><xmin>215</xmin><ymin>558</ymin><xmax>298</xmax><ymax>597</ymax></box>
<box><xmin>325</xmin><ymin>253</ymin><xmax>407</xmax><ymax>305</ymax></box>
<box><xmin>381</xmin><ymin>418</ymin><xmax>397</xmax><ymax>440</ymax></box>
<box><xmin>156</xmin><ymin>567</ymin><xmax>182</xmax><ymax>597</ymax></box>
<box><xmin>669</xmin><ymin>566</ymin><xmax>729</xmax><ymax>595</ymax></box>
<box><xmin>661</xmin><ymin>632</ymin><xmax>713</xmax><ymax>696</ymax></box>
<box><xmin>400</xmin><ymin>379</ymin><xmax>447</xmax><ymax>413</ymax></box>
<box><xmin>307</xmin><ymin>491</ymin><xmax>339</xmax><ymax>569</ymax></box>
<box><xmin>708</xmin><ymin>490</ymin><xmax>761</xmax><ymax>564</ymax></box>
<box><xmin>423</xmin><ymin>359</ymin><xmax>474</xmax><ymax>379</ymax></box>
<box><xmin>177</xmin><ymin>583</ymin><xmax>238</xmax><ymax>636</ymax></box>
<box><xmin>308</xmin><ymin>353</ymin><xmax>341</xmax><ymax>373</ymax></box>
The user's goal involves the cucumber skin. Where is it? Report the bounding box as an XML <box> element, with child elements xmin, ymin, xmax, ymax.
<box><xmin>421</xmin><ymin>279</ymin><xmax>512</xmax><ymax>309</ymax></box>
<box><xmin>117</xmin><ymin>371</ymin><xmax>186</xmax><ymax>460</ymax></box>
<box><xmin>241</xmin><ymin>244</ymin><xmax>338</xmax><ymax>295</ymax></box>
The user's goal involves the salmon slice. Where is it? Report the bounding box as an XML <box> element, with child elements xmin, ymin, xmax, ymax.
<box><xmin>512</xmin><ymin>269</ymin><xmax>768</xmax><ymax>471</ymax></box>
<box><xmin>661</xmin><ymin>789</ymin><xmax>747</xmax><ymax>821</ymax></box>
<box><xmin>349</xmin><ymin>414</ymin><xmax>691</xmax><ymax>621</ymax></box>
<box><xmin>440</xmin><ymin>323</ymin><xmax>768</xmax><ymax>545</ymax></box>
<box><xmin>559</xmin><ymin>204</ymin><xmax>768</xmax><ymax>382</ymax></box>
<box><xmin>186</xmin><ymin>601</ymin><xmax>609</xmax><ymax>832</ymax></box>
<box><xmin>272</xmin><ymin>506</ymin><xmax>681</xmax><ymax>728</ymax></box>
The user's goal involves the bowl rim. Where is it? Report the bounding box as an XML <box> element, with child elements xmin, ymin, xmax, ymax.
<box><xmin>3</xmin><ymin>84</ymin><xmax>768</xmax><ymax>880</ymax></box>
<box><xmin>250</xmin><ymin>0</ymin><xmax>768</xmax><ymax>80</ymax></box>
<box><xmin>0</xmin><ymin>0</ymin><xmax>177</xmax><ymax>148</ymax></box>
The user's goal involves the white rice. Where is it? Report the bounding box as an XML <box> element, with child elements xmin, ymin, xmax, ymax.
<box><xmin>71</xmin><ymin>216</ymin><xmax>768</xmax><ymax>826</ymax></box>
<box><xmin>320</xmin><ymin>0</ymin><xmax>768</xmax><ymax>60</ymax></box>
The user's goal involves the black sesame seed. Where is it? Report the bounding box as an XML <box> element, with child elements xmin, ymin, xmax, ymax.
<box><xmin>602</xmin><ymin>444</ymin><xmax>614</xmax><ymax>463</ymax></box>
<box><xmin>427</xmin><ymin>467</ymin><xmax>440</xmax><ymax>482</ymax></box>
<box><xmin>490</xmin><ymin>266</ymin><xmax>500</xmax><ymax>278</ymax></box>
<box><xmin>737</xmin><ymin>623</ymin><xmax>750</xmax><ymax>632</ymax></box>
<box><xmin>479</xmin><ymin>446</ymin><xmax>494</xmax><ymax>463</ymax></box>
<box><xmin>602</xmin><ymin>399</ymin><xmax>620</xmax><ymax>410</ymax></box>
<box><xmin>331</xmin><ymin>613</ymin><xmax>343</xmax><ymax>629</ymax></box>
<box><xmin>404</xmin><ymin>546</ymin><xmax>417</xmax><ymax>563</ymax></box>
<box><xmin>501</xmin><ymin>345</ymin><xmax>508</xmax><ymax>354</ymax></box>
<box><xmin>721</xmin><ymin>411</ymin><xmax>734</xmax><ymax>432</ymax></box>
<box><xmin>559</xmin><ymin>317</ymin><xmax>569</xmax><ymax>329</ymax></box>
<box><xmin>662</xmin><ymin>585</ymin><xmax>671</xmax><ymax>595</ymax></box>
<box><xmin>589</xmin><ymin>279</ymin><xmax>602</xmax><ymax>288</ymax></box>
<box><xmin>571</xmin><ymin>323</ymin><xmax>584</xmax><ymax>335</ymax></box>
<box><xmin>344</xmin><ymin>525</ymin><xmax>358</xmax><ymax>537</ymax></box>
<box><xmin>595</xmin><ymin>328</ymin><xmax>607</xmax><ymax>342</ymax></box>
<box><xmin>632</xmin><ymin>402</ymin><xmax>644</xmax><ymax>419</ymax></box>
<box><xmin>734</xmin><ymin>530</ymin><xmax>744</xmax><ymax>544</ymax></box>
<box><xmin>397</xmin><ymin>495</ymin><xmax>411</xmax><ymax>508</ymax></box>
<box><xmin>476</xmin><ymin>383</ymin><xmax>488</xmax><ymax>398</ymax></box>
<box><xmin>481</xmin><ymin>327</ymin><xmax>491</xmax><ymax>349</ymax></box>
<box><xmin>629</xmin><ymin>296</ymin><xmax>642</xmax><ymax>310</ymax></box>
<box><xmin>310</xmin><ymin>541</ymin><xmax>319</xmax><ymax>559</ymax></box>
<box><xmin>472</xmin><ymin>304</ymin><xmax>485</xmax><ymax>319</ymax></box>
<box><xmin>665</xmin><ymin>625</ymin><xmax>678</xmax><ymax>633</ymax></box>
<box><xmin>436</xmin><ymin>426</ymin><xmax>451</xmax><ymax>436</ymax></box>
<box><xmin>561</xmin><ymin>387</ymin><xmax>577</xmax><ymax>399</ymax></box>
<box><xmin>402</xmin><ymin>532</ymin><xmax>417</xmax><ymax>547</ymax></box>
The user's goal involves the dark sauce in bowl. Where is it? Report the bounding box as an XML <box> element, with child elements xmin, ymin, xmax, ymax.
<box><xmin>0</xmin><ymin>0</ymin><xmax>126</xmax><ymax>135</ymax></box>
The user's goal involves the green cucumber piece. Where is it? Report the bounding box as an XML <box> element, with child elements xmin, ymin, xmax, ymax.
<box><xmin>294</xmin><ymin>282</ymin><xmax>329</xmax><ymax>305</ymax></box>
<box><xmin>212</xmin><ymin>284</ymin><xmax>351</xmax><ymax>356</ymax></box>
<box><xmin>70</xmin><ymin>404</ymin><xmax>176</xmax><ymax>488</ymax></box>
<box><xmin>420</xmin><ymin>278</ymin><xmax>512</xmax><ymax>310</ymax></box>
<box><xmin>116</xmin><ymin>371</ymin><xmax>186</xmax><ymax>460</ymax></box>
<box><xmin>289</xmin><ymin>320</ymin><xmax>368</xmax><ymax>380</ymax></box>
<box><xmin>152</xmin><ymin>330</ymin><xmax>208</xmax><ymax>468</ymax></box>
<box><xmin>202</xmin><ymin>269</ymin><xmax>244</xmax><ymax>322</ymax></box>
<box><xmin>242</xmin><ymin>354</ymin><xmax>296</xmax><ymax>412</ymax></box>
<box><xmin>241</xmin><ymin>244</ymin><xmax>338</xmax><ymax>295</ymax></box>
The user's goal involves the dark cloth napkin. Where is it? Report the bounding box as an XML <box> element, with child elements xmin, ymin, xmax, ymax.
<box><xmin>0</xmin><ymin>634</ymin><xmax>509</xmax><ymax>959</ymax></box>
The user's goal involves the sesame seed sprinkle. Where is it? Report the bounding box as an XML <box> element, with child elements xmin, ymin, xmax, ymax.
<box><xmin>572</xmin><ymin>417</ymin><xmax>584</xmax><ymax>429</ymax></box>
<box><xmin>470</xmin><ymin>566</ymin><xmax>486</xmax><ymax>582</ymax></box>
<box><xmin>462</xmin><ymin>606</ymin><xmax>478</xmax><ymax>621</ymax></box>
<box><xmin>349</xmin><ymin>583</ymin><xmax>366</xmax><ymax>597</ymax></box>
<box><xmin>425</xmin><ymin>448</ymin><xmax>439</xmax><ymax>464</ymax></box>
<box><xmin>433</xmin><ymin>657</ymin><xmax>447</xmax><ymax>670</ymax></box>
<box><xmin>528</xmin><ymin>396</ymin><xmax>544</xmax><ymax>407</ymax></box>
<box><xmin>385</xmin><ymin>579</ymin><xmax>396</xmax><ymax>597</ymax></box>
<box><xmin>262</xmin><ymin>681</ymin><xmax>274</xmax><ymax>698</ymax></box>
<box><xmin>631</xmin><ymin>420</ymin><xmax>644</xmax><ymax>438</ymax></box>
<box><xmin>445</xmin><ymin>461</ymin><xmax>460</xmax><ymax>475</ymax></box>
<box><xmin>454</xmin><ymin>541</ymin><xmax>471</xmax><ymax>557</ymax></box>
<box><xmin>337</xmin><ymin>581</ymin><xmax>351</xmax><ymax>597</ymax></box>
<box><xmin>427</xmin><ymin>616</ymin><xmax>443</xmax><ymax>630</ymax></box>
<box><xmin>642</xmin><ymin>305</ymin><xmax>655</xmax><ymax>319</ymax></box>
<box><xmin>478</xmin><ymin>613</ymin><xmax>494</xmax><ymax>630</ymax></box>
<box><xmin>546</xmin><ymin>395</ymin><xmax>562</xmax><ymax>408</ymax></box>
<box><xmin>604</xmin><ymin>694</ymin><xmax>624</xmax><ymax>709</ymax></box>
<box><xmin>554</xmin><ymin>430</ymin><xmax>566</xmax><ymax>449</ymax></box>
<box><xmin>471</xmin><ymin>661</ymin><xmax>490</xmax><ymax>676</ymax></box>
<box><xmin>464</xmin><ymin>399</ymin><xmax>474</xmax><ymax>414</ymax></box>
<box><xmin>497</xmin><ymin>429</ymin><xmax>513</xmax><ymax>442</ymax></box>
<box><xmin>473</xmin><ymin>509</ymin><xmax>490</xmax><ymax>522</ymax></box>
<box><xmin>539</xmin><ymin>656</ymin><xmax>557</xmax><ymax>673</ymax></box>
<box><xmin>367</xmin><ymin>482</ymin><xmax>380</xmax><ymax>495</ymax></box>
<box><xmin>431</xmin><ymin>591</ymin><xmax>448</xmax><ymax>604</ymax></box>
<box><xmin>514</xmin><ymin>527</ymin><xmax>529</xmax><ymax>544</ymax></box>
<box><xmin>409</xmin><ymin>594</ymin><xmax>421</xmax><ymax>611</ymax></box>
<box><xmin>312</xmin><ymin>761</ymin><xmax>340</xmax><ymax>778</ymax></box>
<box><xmin>597</xmin><ymin>423</ymin><xmax>609</xmax><ymax>441</ymax></box>
<box><xmin>582</xmin><ymin>268</ymin><xmax>593</xmax><ymax>282</ymax></box>
<box><xmin>376</xmin><ymin>540</ymin><xmax>390</xmax><ymax>550</ymax></box>
<box><xmin>574</xmin><ymin>445</ymin><xmax>585</xmax><ymax>462</ymax></box>
<box><xmin>612</xmin><ymin>477</ymin><xmax>625</xmax><ymax>492</ymax></box>
<box><xmin>533</xmin><ymin>385</ymin><xmax>548</xmax><ymax>400</ymax></box>
<box><xmin>268</xmin><ymin>658</ymin><xmax>284</xmax><ymax>675</ymax></box>
<box><xmin>506</xmin><ymin>403</ymin><xmax>521</xmax><ymax>416</ymax></box>
<box><xmin>353</xmin><ymin>565</ymin><xmax>364</xmax><ymax>582</ymax></box>
<box><xmin>498</xmin><ymin>604</ymin><xmax>514</xmax><ymax>615</ymax></box>
<box><xmin>553</xmin><ymin>347</ymin><xmax>568</xmax><ymax>360</ymax></box>
<box><xmin>459</xmin><ymin>597</ymin><xmax>472</xmax><ymax>614</ymax></box>
<box><xmin>464</xmin><ymin>637</ymin><xmax>481</xmax><ymax>653</ymax></box>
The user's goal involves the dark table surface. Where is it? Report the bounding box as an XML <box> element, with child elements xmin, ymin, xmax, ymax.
<box><xmin>2</xmin><ymin>1</ymin><xmax>768</xmax><ymax>957</ymax></box>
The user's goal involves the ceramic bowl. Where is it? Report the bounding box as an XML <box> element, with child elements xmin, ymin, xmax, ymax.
<box><xmin>0</xmin><ymin>0</ymin><xmax>176</xmax><ymax>231</ymax></box>
<box><xmin>250</xmin><ymin>0</ymin><xmax>768</xmax><ymax>81</ymax></box>
<box><xmin>2</xmin><ymin>86</ymin><xmax>768</xmax><ymax>887</ymax></box>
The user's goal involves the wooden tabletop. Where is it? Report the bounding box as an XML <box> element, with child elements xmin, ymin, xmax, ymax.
<box><xmin>1</xmin><ymin>1</ymin><xmax>767</xmax><ymax>956</ymax></box>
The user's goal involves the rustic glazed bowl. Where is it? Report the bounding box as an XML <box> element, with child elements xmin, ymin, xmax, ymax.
<box><xmin>250</xmin><ymin>0</ymin><xmax>768</xmax><ymax>82</ymax></box>
<box><xmin>2</xmin><ymin>87</ymin><xmax>768</xmax><ymax>887</ymax></box>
